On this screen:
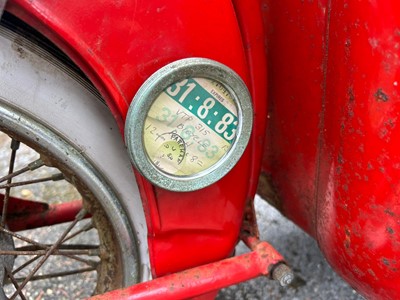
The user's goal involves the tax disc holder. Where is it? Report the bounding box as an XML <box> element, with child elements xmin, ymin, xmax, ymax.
<box><xmin>125</xmin><ymin>58</ymin><xmax>253</xmax><ymax>192</ymax></box>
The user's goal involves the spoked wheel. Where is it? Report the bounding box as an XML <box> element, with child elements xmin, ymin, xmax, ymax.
<box><xmin>0</xmin><ymin>13</ymin><xmax>149</xmax><ymax>299</ymax></box>
<box><xmin>0</xmin><ymin>129</ymin><xmax>119</xmax><ymax>299</ymax></box>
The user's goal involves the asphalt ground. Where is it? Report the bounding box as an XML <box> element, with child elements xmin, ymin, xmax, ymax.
<box><xmin>217</xmin><ymin>196</ymin><xmax>365</xmax><ymax>300</ymax></box>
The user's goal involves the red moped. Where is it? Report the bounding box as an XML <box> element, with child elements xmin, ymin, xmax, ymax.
<box><xmin>0</xmin><ymin>1</ymin><xmax>399</xmax><ymax>299</ymax></box>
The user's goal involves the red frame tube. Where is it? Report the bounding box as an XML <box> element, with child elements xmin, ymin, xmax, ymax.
<box><xmin>89</xmin><ymin>238</ymin><xmax>285</xmax><ymax>300</ymax></box>
<box><xmin>8</xmin><ymin>200</ymin><xmax>84</xmax><ymax>231</ymax></box>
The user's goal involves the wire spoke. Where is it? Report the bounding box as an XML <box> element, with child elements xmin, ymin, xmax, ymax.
<box><xmin>1</xmin><ymin>139</ymin><xmax>20</xmax><ymax>226</ymax></box>
<box><xmin>0</xmin><ymin>173</ymin><xmax>64</xmax><ymax>189</ymax></box>
<box><xmin>0</xmin><ymin>249</ymin><xmax>99</xmax><ymax>256</ymax></box>
<box><xmin>5</xmin><ymin>268</ymin><xmax>27</xmax><ymax>300</ymax></box>
<box><xmin>0</xmin><ymin>134</ymin><xmax>103</xmax><ymax>297</ymax></box>
<box><xmin>62</xmin><ymin>254</ymin><xmax>100</xmax><ymax>268</ymax></box>
<box><xmin>10</xmin><ymin>208</ymin><xmax>87</xmax><ymax>300</ymax></box>
<box><xmin>0</xmin><ymin>159</ymin><xmax>44</xmax><ymax>184</ymax></box>
<box><xmin>12</xmin><ymin>255</ymin><xmax>42</xmax><ymax>276</ymax></box>
<box><xmin>62</xmin><ymin>221</ymin><xmax>94</xmax><ymax>243</ymax></box>
<box><xmin>12</xmin><ymin>267</ymin><xmax>96</xmax><ymax>283</ymax></box>
<box><xmin>9</xmin><ymin>253</ymin><xmax>98</xmax><ymax>275</ymax></box>
<box><xmin>0</xmin><ymin>227</ymin><xmax>47</xmax><ymax>249</ymax></box>
<box><xmin>16</xmin><ymin>244</ymin><xmax>99</xmax><ymax>252</ymax></box>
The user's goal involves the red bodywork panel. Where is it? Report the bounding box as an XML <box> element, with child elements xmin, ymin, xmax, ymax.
<box><xmin>5</xmin><ymin>0</ymin><xmax>267</xmax><ymax>278</ymax></box>
<box><xmin>263</xmin><ymin>1</ymin><xmax>400</xmax><ymax>299</ymax></box>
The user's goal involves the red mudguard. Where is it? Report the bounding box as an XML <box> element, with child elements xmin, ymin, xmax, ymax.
<box><xmin>5</xmin><ymin>0</ymin><xmax>267</xmax><ymax>278</ymax></box>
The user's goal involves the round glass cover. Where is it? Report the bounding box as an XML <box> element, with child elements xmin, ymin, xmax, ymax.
<box><xmin>143</xmin><ymin>78</ymin><xmax>238</xmax><ymax>176</ymax></box>
<box><xmin>125</xmin><ymin>58</ymin><xmax>253</xmax><ymax>191</ymax></box>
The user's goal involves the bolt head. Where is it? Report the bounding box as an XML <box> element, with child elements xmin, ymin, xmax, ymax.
<box><xmin>272</xmin><ymin>263</ymin><xmax>294</xmax><ymax>287</ymax></box>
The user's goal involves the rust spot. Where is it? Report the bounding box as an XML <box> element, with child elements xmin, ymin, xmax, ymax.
<box><xmin>367</xmin><ymin>268</ymin><xmax>378</xmax><ymax>280</ymax></box>
<box><xmin>347</xmin><ymin>86</ymin><xmax>355</xmax><ymax>102</ymax></box>
<box><xmin>374</xmin><ymin>88</ymin><xmax>389</xmax><ymax>102</ymax></box>
<box><xmin>257</xmin><ymin>172</ymin><xmax>282</xmax><ymax>210</ymax></box>
<box><xmin>385</xmin><ymin>208</ymin><xmax>396</xmax><ymax>217</ymax></box>
<box><xmin>338</xmin><ymin>152</ymin><xmax>345</xmax><ymax>164</ymax></box>
<box><xmin>382</xmin><ymin>258</ymin><xmax>390</xmax><ymax>266</ymax></box>
<box><xmin>344</xmin><ymin>240</ymin><xmax>350</xmax><ymax>249</ymax></box>
<box><xmin>387</xmin><ymin>227</ymin><xmax>395</xmax><ymax>234</ymax></box>
<box><xmin>353</xmin><ymin>267</ymin><xmax>366</xmax><ymax>277</ymax></box>
<box><xmin>379</xmin><ymin>128</ymin><xmax>388</xmax><ymax>138</ymax></box>
<box><xmin>385</xmin><ymin>118</ymin><xmax>396</xmax><ymax>129</ymax></box>
<box><xmin>344</xmin><ymin>228</ymin><xmax>351</xmax><ymax>248</ymax></box>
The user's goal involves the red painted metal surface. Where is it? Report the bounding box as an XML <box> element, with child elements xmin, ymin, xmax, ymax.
<box><xmin>231</xmin><ymin>0</ymin><xmax>268</xmax><ymax>201</ymax></box>
<box><xmin>88</xmin><ymin>237</ymin><xmax>284</xmax><ymax>300</ymax></box>
<box><xmin>317</xmin><ymin>2</ymin><xmax>400</xmax><ymax>299</ymax></box>
<box><xmin>0</xmin><ymin>194</ymin><xmax>48</xmax><ymax>215</ymax></box>
<box><xmin>4</xmin><ymin>0</ymin><xmax>266</xmax><ymax>279</ymax></box>
<box><xmin>260</xmin><ymin>0</ymin><xmax>328</xmax><ymax>236</ymax></box>
<box><xmin>8</xmin><ymin>200</ymin><xmax>84</xmax><ymax>231</ymax></box>
<box><xmin>0</xmin><ymin>194</ymin><xmax>84</xmax><ymax>231</ymax></box>
<box><xmin>262</xmin><ymin>1</ymin><xmax>400</xmax><ymax>299</ymax></box>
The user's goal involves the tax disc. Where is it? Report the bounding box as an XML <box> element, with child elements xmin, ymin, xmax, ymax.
<box><xmin>125</xmin><ymin>58</ymin><xmax>253</xmax><ymax>191</ymax></box>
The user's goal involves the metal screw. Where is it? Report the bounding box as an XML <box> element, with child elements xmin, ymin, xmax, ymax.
<box><xmin>271</xmin><ymin>263</ymin><xmax>294</xmax><ymax>287</ymax></box>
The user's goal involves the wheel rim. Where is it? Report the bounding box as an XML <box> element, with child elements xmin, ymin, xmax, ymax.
<box><xmin>0</xmin><ymin>102</ymin><xmax>138</xmax><ymax>298</ymax></box>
